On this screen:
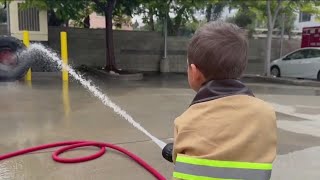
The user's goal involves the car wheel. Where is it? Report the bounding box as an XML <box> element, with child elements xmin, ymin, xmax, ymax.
<box><xmin>271</xmin><ymin>66</ymin><xmax>281</xmax><ymax>77</ymax></box>
<box><xmin>317</xmin><ymin>71</ymin><xmax>320</xmax><ymax>81</ymax></box>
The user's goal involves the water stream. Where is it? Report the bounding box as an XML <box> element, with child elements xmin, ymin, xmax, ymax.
<box><xmin>23</xmin><ymin>43</ymin><xmax>166</xmax><ymax>149</ymax></box>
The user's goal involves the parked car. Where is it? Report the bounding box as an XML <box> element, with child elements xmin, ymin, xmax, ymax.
<box><xmin>270</xmin><ymin>48</ymin><xmax>320</xmax><ymax>80</ymax></box>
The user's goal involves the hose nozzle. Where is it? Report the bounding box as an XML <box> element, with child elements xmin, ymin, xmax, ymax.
<box><xmin>162</xmin><ymin>143</ymin><xmax>173</xmax><ymax>163</ymax></box>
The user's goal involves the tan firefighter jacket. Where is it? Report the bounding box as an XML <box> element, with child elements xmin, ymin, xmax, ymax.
<box><xmin>172</xmin><ymin>79</ymin><xmax>277</xmax><ymax>180</ymax></box>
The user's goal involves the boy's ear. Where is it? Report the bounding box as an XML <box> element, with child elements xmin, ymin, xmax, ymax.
<box><xmin>189</xmin><ymin>64</ymin><xmax>197</xmax><ymax>81</ymax></box>
<box><xmin>190</xmin><ymin>64</ymin><xmax>205</xmax><ymax>81</ymax></box>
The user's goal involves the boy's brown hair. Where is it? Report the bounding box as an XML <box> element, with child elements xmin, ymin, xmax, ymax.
<box><xmin>188</xmin><ymin>21</ymin><xmax>248</xmax><ymax>80</ymax></box>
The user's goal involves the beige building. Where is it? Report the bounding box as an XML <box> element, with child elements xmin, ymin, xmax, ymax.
<box><xmin>7</xmin><ymin>0</ymin><xmax>48</xmax><ymax>41</ymax></box>
<box><xmin>89</xmin><ymin>12</ymin><xmax>133</xmax><ymax>30</ymax></box>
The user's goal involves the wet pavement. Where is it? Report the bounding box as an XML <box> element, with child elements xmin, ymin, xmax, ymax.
<box><xmin>0</xmin><ymin>73</ymin><xmax>320</xmax><ymax>180</ymax></box>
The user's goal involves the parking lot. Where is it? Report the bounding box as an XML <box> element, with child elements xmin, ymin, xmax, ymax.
<box><xmin>0</xmin><ymin>74</ymin><xmax>319</xmax><ymax>180</ymax></box>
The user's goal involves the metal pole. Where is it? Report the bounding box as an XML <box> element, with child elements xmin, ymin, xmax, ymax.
<box><xmin>6</xmin><ymin>1</ymin><xmax>10</xmax><ymax>35</ymax></box>
<box><xmin>280</xmin><ymin>13</ymin><xmax>285</xmax><ymax>57</ymax></box>
<box><xmin>23</xmin><ymin>31</ymin><xmax>32</xmax><ymax>81</ymax></box>
<box><xmin>160</xmin><ymin>14</ymin><xmax>169</xmax><ymax>73</ymax></box>
<box><xmin>163</xmin><ymin>14</ymin><xmax>167</xmax><ymax>59</ymax></box>
<box><xmin>61</xmin><ymin>32</ymin><xmax>69</xmax><ymax>82</ymax></box>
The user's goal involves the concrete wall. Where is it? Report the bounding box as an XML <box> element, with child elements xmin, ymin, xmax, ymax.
<box><xmin>0</xmin><ymin>25</ymin><xmax>301</xmax><ymax>74</ymax></box>
<box><xmin>167</xmin><ymin>36</ymin><xmax>189</xmax><ymax>73</ymax></box>
<box><xmin>165</xmin><ymin>37</ymin><xmax>301</xmax><ymax>74</ymax></box>
<box><xmin>0</xmin><ymin>24</ymin><xmax>8</xmax><ymax>35</ymax></box>
<box><xmin>48</xmin><ymin>27</ymin><xmax>163</xmax><ymax>72</ymax></box>
<box><xmin>48</xmin><ymin>27</ymin><xmax>192</xmax><ymax>73</ymax></box>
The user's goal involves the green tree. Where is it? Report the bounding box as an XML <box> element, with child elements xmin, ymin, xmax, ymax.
<box><xmin>226</xmin><ymin>10</ymin><xmax>256</xmax><ymax>38</ymax></box>
<box><xmin>274</xmin><ymin>12</ymin><xmax>296</xmax><ymax>40</ymax></box>
<box><xmin>138</xmin><ymin>0</ymin><xmax>218</xmax><ymax>35</ymax></box>
<box><xmin>205</xmin><ymin>1</ymin><xmax>227</xmax><ymax>22</ymax></box>
<box><xmin>232</xmin><ymin>11</ymin><xmax>254</xmax><ymax>28</ymax></box>
<box><xmin>137</xmin><ymin>0</ymin><xmax>182</xmax><ymax>35</ymax></box>
<box><xmin>136</xmin><ymin>0</ymin><xmax>166</xmax><ymax>31</ymax></box>
<box><xmin>113</xmin><ymin>15</ymin><xmax>132</xmax><ymax>29</ymax></box>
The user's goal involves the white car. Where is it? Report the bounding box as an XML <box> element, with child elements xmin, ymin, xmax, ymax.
<box><xmin>270</xmin><ymin>47</ymin><xmax>320</xmax><ymax>80</ymax></box>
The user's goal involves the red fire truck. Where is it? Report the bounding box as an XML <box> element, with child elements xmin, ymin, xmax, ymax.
<box><xmin>301</xmin><ymin>26</ymin><xmax>320</xmax><ymax>48</ymax></box>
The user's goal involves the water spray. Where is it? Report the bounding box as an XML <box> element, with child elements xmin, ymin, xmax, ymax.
<box><xmin>27</xmin><ymin>43</ymin><xmax>167</xmax><ymax>149</ymax></box>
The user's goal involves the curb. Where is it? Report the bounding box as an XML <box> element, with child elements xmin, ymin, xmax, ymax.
<box><xmin>79</xmin><ymin>65</ymin><xmax>144</xmax><ymax>81</ymax></box>
<box><xmin>241</xmin><ymin>74</ymin><xmax>320</xmax><ymax>87</ymax></box>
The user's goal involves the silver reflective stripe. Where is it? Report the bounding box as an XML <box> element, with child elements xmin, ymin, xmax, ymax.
<box><xmin>175</xmin><ymin>162</ymin><xmax>272</xmax><ymax>180</ymax></box>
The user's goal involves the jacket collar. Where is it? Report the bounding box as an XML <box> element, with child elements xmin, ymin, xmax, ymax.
<box><xmin>191</xmin><ymin>79</ymin><xmax>254</xmax><ymax>106</ymax></box>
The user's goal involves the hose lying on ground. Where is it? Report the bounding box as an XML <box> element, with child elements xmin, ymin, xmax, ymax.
<box><xmin>0</xmin><ymin>140</ymin><xmax>167</xmax><ymax>180</ymax></box>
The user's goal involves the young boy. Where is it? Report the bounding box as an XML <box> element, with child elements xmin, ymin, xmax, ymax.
<box><xmin>172</xmin><ymin>22</ymin><xmax>277</xmax><ymax>180</ymax></box>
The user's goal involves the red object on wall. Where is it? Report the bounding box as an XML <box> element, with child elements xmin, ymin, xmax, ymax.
<box><xmin>301</xmin><ymin>26</ymin><xmax>320</xmax><ymax>48</ymax></box>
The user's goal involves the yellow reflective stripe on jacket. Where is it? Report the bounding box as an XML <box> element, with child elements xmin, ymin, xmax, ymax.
<box><xmin>174</xmin><ymin>155</ymin><xmax>272</xmax><ymax>180</ymax></box>
<box><xmin>173</xmin><ymin>172</ymin><xmax>237</xmax><ymax>180</ymax></box>
<box><xmin>176</xmin><ymin>155</ymin><xmax>272</xmax><ymax>170</ymax></box>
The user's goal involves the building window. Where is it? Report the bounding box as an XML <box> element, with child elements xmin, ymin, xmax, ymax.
<box><xmin>299</xmin><ymin>12</ymin><xmax>312</xmax><ymax>22</ymax></box>
<box><xmin>18</xmin><ymin>3</ymin><xmax>40</xmax><ymax>31</ymax></box>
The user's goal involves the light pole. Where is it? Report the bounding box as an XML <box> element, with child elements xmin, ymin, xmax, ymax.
<box><xmin>279</xmin><ymin>13</ymin><xmax>285</xmax><ymax>57</ymax></box>
<box><xmin>160</xmin><ymin>14</ymin><xmax>169</xmax><ymax>73</ymax></box>
<box><xmin>5</xmin><ymin>0</ymin><xmax>10</xmax><ymax>35</ymax></box>
<box><xmin>163</xmin><ymin>14</ymin><xmax>167</xmax><ymax>60</ymax></box>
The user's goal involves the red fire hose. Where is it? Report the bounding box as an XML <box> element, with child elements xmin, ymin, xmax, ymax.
<box><xmin>0</xmin><ymin>140</ymin><xmax>167</xmax><ymax>180</ymax></box>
